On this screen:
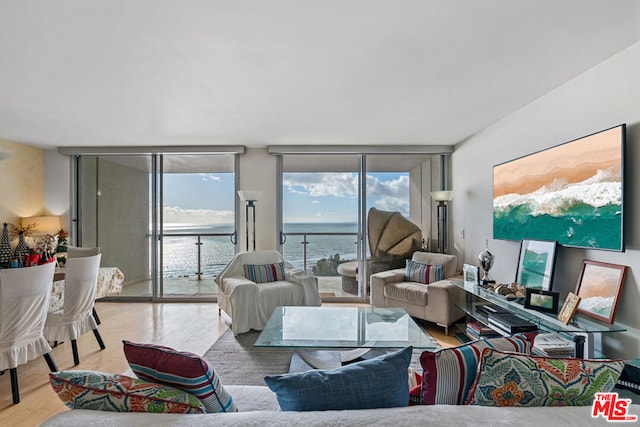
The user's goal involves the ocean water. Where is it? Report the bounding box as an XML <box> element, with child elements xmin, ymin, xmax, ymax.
<box><xmin>494</xmin><ymin>203</ymin><xmax>621</xmax><ymax>250</ymax></box>
<box><xmin>493</xmin><ymin>170</ymin><xmax>622</xmax><ymax>250</ymax></box>
<box><xmin>162</xmin><ymin>222</ymin><xmax>358</xmax><ymax>278</ymax></box>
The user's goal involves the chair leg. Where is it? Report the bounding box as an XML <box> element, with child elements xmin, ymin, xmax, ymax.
<box><xmin>71</xmin><ymin>340</ymin><xmax>80</xmax><ymax>366</ymax></box>
<box><xmin>43</xmin><ymin>352</ymin><xmax>58</xmax><ymax>372</ymax></box>
<box><xmin>92</xmin><ymin>307</ymin><xmax>101</xmax><ymax>325</ymax></box>
<box><xmin>93</xmin><ymin>328</ymin><xmax>106</xmax><ymax>350</ymax></box>
<box><xmin>10</xmin><ymin>368</ymin><xmax>19</xmax><ymax>404</ymax></box>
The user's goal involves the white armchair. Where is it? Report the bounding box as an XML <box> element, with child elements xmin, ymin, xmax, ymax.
<box><xmin>215</xmin><ymin>250</ymin><xmax>321</xmax><ymax>335</ymax></box>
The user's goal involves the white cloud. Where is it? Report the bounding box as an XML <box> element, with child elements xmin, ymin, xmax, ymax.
<box><xmin>311</xmin><ymin>200</ymin><xmax>320</xmax><ymax>204</ymax></box>
<box><xmin>163</xmin><ymin>205</ymin><xmax>233</xmax><ymax>225</ymax></box>
<box><xmin>198</xmin><ymin>173</ymin><xmax>222</xmax><ymax>182</ymax></box>
<box><xmin>284</xmin><ymin>173</ymin><xmax>358</xmax><ymax>198</ymax></box>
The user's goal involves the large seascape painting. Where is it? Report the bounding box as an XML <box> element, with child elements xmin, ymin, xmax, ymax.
<box><xmin>493</xmin><ymin>125</ymin><xmax>625</xmax><ymax>251</ymax></box>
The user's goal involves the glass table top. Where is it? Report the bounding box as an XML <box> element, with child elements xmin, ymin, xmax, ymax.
<box><xmin>254</xmin><ymin>306</ymin><xmax>438</xmax><ymax>350</ymax></box>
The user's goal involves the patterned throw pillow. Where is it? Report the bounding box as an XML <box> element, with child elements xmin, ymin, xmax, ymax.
<box><xmin>49</xmin><ymin>371</ymin><xmax>205</xmax><ymax>413</ymax></box>
<box><xmin>243</xmin><ymin>262</ymin><xmax>286</xmax><ymax>283</ymax></box>
<box><xmin>420</xmin><ymin>333</ymin><xmax>536</xmax><ymax>405</ymax></box>
<box><xmin>405</xmin><ymin>259</ymin><xmax>442</xmax><ymax>284</ymax></box>
<box><xmin>123</xmin><ymin>340</ymin><xmax>237</xmax><ymax>413</ymax></box>
<box><xmin>265</xmin><ymin>346</ymin><xmax>412</xmax><ymax>411</ymax></box>
<box><xmin>467</xmin><ymin>349</ymin><xmax>624</xmax><ymax>407</ymax></box>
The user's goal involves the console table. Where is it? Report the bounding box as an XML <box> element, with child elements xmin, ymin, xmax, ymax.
<box><xmin>451</xmin><ymin>280</ymin><xmax>626</xmax><ymax>358</ymax></box>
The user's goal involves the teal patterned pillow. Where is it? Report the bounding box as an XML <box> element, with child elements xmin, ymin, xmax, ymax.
<box><xmin>467</xmin><ymin>349</ymin><xmax>624</xmax><ymax>407</ymax></box>
<box><xmin>49</xmin><ymin>371</ymin><xmax>205</xmax><ymax>413</ymax></box>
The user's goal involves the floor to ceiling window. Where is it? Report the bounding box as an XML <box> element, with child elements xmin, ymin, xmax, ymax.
<box><xmin>276</xmin><ymin>149</ymin><xmax>448</xmax><ymax>302</ymax></box>
<box><xmin>71</xmin><ymin>148</ymin><xmax>241</xmax><ymax>301</ymax></box>
<box><xmin>281</xmin><ymin>154</ymin><xmax>361</xmax><ymax>300</ymax></box>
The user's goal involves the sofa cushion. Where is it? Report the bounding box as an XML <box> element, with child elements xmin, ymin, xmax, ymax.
<box><xmin>264</xmin><ymin>346</ymin><xmax>412</xmax><ymax>411</ymax></box>
<box><xmin>411</xmin><ymin>252</ymin><xmax>457</xmax><ymax>278</ymax></box>
<box><xmin>123</xmin><ymin>340</ymin><xmax>237</xmax><ymax>413</ymax></box>
<box><xmin>49</xmin><ymin>370</ymin><xmax>205</xmax><ymax>414</ymax></box>
<box><xmin>420</xmin><ymin>333</ymin><xmax>536</xmax><ymax>405</ymax></box>
<box><xmin>243</xmin><ymin>262</ymin><xmax>286</xmax><ymax>283</ymax></box>
<box><xmin>384</xmin><ymin>282</ymin><xmax>429</xmax><ymax>306</ymax></box>
<box><xmin>468</xmin><ymin>349</ymin><xmax>624</xmax><ymax>406</ymax></box>
<box><xmin>405</xmin><ymin>259</ymin><xmax>442</xmax><ymax>284</ymax></box>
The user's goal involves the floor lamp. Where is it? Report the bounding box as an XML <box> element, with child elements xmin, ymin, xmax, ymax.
<box><xmin>431</xmin><ymin>191</ymin><xmax>454</xmax><ymax>253</ymax></box>
<box><xmin>238</xmin><ymin>190</ymin><xmax>261</xmax><ymax>251</ymax></box>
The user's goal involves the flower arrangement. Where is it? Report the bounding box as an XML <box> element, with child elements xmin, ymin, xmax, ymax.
<box><xmin>9</xmin><ymin>222</ymin><xmax>38</xmax><ymax>238</ymax></box>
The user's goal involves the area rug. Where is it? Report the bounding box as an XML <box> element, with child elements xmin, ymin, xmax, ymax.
<box><xmin>202</xmin><ymin>330</ymin><xmax>293</xmax><ymax>386</ymax></box>
<box><xmin>203</xmin><ymin>327</ymin><xmax>439</xmax><ymax>385</ymax></box>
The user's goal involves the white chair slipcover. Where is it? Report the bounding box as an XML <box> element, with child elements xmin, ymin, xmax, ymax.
<box><xmin>44</xmin><ymin>253</ymin><xmax>105</xmax><ymax>365</ymax></box>
<box><xmin>215</xmin><ymin>250</ymin><xmax>321</xmax><ymax>335</ymax></box>
<box><xmin>0</xmin><ymin>262</ymin><xmax>58</xmax><ymax>403</ymax></box>
<box><xmin>66</xmin><ymin>246</ymin><xmax>102</xmax><ymax>325</ymax></box>
<box><xmin>66</xmin><ymin>246</ymin><xmax>100</xmax><ymax>258</ymax></box>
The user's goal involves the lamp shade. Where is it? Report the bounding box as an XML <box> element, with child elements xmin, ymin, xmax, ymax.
<box><xmin>238</xmin><ymin>190</ymin><xmax>262</xmax><ymax>202</ymax></box>
<box><xmin>21</xmin><ymin>216</ymin><xmax>62</xmax><ymax>234</ymax></box>
<box><xmin>431</xmin><ymin>191</ymin><xmax>454</xmax><ymax>202</ymax></box>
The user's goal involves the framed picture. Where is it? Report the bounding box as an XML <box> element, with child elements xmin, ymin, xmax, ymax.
<box><xmin>524</xmin><ymin>288</ymin><xmax>559</xmax><ymax>314</ymax></box>
<box><xmin>558</xmin><ymin>292</ymin><xmax>581</xmax><ymax>324</ymax></box>
<box><xmin>515</xmin><ymin>239</ymin><xmax>558</xmax><ymax>291</ymax></box>
<box><xmin>574</xmin><ymin>260</ymin><xmax>628</xmax><ymax>324</ymax></box>
<box><xmin>463</xmin><ymin>264</ymin><xmax>479</xmax><ymax>288</ymax></box>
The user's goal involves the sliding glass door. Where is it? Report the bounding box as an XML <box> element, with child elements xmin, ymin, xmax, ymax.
<box><xmin>160</xmin><ymin>154</ymin><xmax>236</xmax><ymax>298</ymax></box>
<box><xmin>278</xmin><ymin>152</ymin><xmax>440</xmax><ymax>302</ymax></box>
<box><xmin>76</xmin><ymin>155</ymin><xmax>154</xmax><ymax>297</ymax></box>
<box><xmin>281</xmin><ymin>154</ymin><xmax>361</xmax><ymax>299</ymax></box>
<box><xmin>74</xmin><ymin>151</ymin><xmax>239</xmax><ymax>300</ymax></box>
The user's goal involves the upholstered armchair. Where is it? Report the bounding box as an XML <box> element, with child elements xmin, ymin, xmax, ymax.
<box><xmin>215</xmin><ymin>250</ymin><xmax>321</xmax><ymax>335</ymax></box>
<box><xmin>370</xmin><ymin>251</ymin><xmax>465</xmax><ymax>335</ymax></box>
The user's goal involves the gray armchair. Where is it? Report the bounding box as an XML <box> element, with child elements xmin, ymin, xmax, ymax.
<box><xmin>370</xmin><ymin>251</ymin><xmax>465</xmax><ymax>335</ymax></box>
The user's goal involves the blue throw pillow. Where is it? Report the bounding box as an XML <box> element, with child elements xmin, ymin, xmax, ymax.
<box><xmin>264</xmin><ymin>346</ymin><xmax>412</xmax><ymax>411</ymax></box>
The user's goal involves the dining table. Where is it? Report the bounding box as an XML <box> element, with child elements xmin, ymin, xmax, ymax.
<box><xmin>49</xmin><ymin>267</ymin><xmax>124</xmax><ymax>313</ymax></box>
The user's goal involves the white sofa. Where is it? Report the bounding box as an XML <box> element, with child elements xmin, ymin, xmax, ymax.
<box><xmin>43</xmin><ymin>384</ymin><xmax>638</xmax><ymax>426</ymax></box>
<box><xmin>370</xmin><ymin>251</ymin><xmax>466</xmax><ymax>335</ymax></box>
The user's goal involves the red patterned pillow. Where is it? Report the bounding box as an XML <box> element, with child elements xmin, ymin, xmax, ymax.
<box><xmin>123</xmin><ymin>341</ymin><xmax>237</xmax><ymax>413</ymax></box>
<box><xmin>420</xmin><ymin>333</ymin><xmax>536</xmax><ymax>405</ymax></box>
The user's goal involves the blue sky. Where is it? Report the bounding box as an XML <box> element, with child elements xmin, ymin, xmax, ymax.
<box><xmin>162</xmin><ymin>172</ymin><xmax>409</xmax><ymax>226</ymax></box>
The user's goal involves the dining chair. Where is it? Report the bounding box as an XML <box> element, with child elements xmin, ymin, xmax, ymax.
<box><xmin>44</xmin><ymin>254</ymin><xmax>105</xmax><ymax>366</ymax></box>
<box><xmin>0</xmin><ymin>262</ymin><xmax>58</xmax><ymax>404</ymax></box>
<box><xmin>66</xmin><ymin>246</ymin><xmax>100</xmax><ymax>258</ymax></box>
<box><xmin>66</xmin><ymin>246</ymin><xmax>102</xmax><ymax>324</ymax></box>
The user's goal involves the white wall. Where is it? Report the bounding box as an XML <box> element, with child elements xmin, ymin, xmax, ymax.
<box><xmin>238</xmin><ymin>147</ymin><xmax>278</xmax><ymax>250</ymax></box>
<box><xmin>452</xmin><ymin>41</ymin><xmax>640</xmax><ymax>359</ymax></box>
<box><xmin>44</xmin><ymin>149</ymin><xmax>71</xmax><ymax>229</ymax></box>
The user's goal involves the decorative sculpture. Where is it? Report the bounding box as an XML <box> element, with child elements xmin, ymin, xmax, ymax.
<box><xmin>478</xmin><ymin>239</ymin><xmax>495</xmax><ymax>286</ymax></box>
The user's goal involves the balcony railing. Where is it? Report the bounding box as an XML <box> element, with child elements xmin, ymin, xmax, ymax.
<box><xmin>281</xmin><ymin>231</ymin><xmax>358</xmax><ymax>273</ymax></box>
<box><xmin>162</xmin><ymin>232</ymin><xmax>236</xmax><ymax>280</ymax></box>
<box><xmin>159</xmin><ymin>230</ymin><xmax>359</xmax><ymax>282</ymax></box>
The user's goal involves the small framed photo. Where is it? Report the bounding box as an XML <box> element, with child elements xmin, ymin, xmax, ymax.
<box><xmin>515</xmin><ymin>239</ymin><xmax>558</xmax><ymax>291</ymax></box>
<box><xmin>524</xmin><ymin>288</ymin><xmax>559</xmax><ymax>314</ymax></box>
<box><xmin>558</xmin><ymin>292</ymin><xmax>581</xmax><ymax>324</ymax></box>
<box><xmin>574</xmin><ymin>260</ymin><xmax>628</xmax><ymax>324</ymax></box>
<box><xmin>463</xmin><ymin>264</ymin><xmax>479</xmax><ymax>288</ymax></box>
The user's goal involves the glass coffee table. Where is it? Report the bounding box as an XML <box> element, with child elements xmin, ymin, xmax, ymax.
<box><xmin>254</xmin><ymin>306</ymin><xmax>438</xmax><ymax>369</ymax></box>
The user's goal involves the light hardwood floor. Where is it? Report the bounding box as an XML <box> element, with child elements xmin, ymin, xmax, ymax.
<box><xmin>0</xmin><ymin>301</ymin><xmax>459</xmax><ymax>426</ymax></box>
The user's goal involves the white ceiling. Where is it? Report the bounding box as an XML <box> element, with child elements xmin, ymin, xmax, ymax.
<box><xmin>1</xmin><ymin>1</ymin><xmax>639</xmax><ymax>149</ymax></box>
